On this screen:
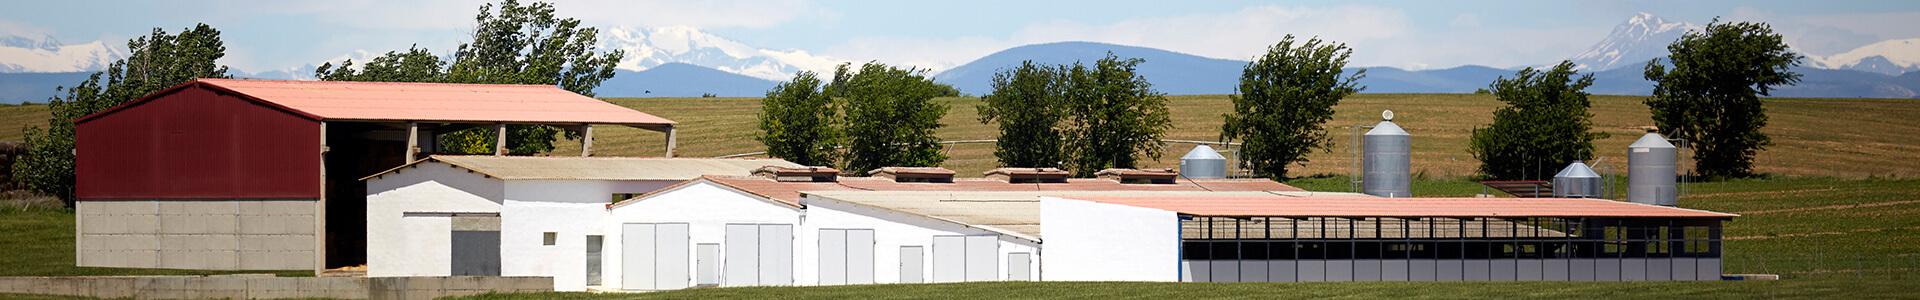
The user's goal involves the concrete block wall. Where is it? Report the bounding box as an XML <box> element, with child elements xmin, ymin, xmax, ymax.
<box><xmin>77</xmin><ymin>200</ymin><xmax>319</xmax><ymax>270</ymax></box>
<box><xmin>0</xmin><ymin>276</ymin><xmax>550</xmax><ymax>300</ymax></box>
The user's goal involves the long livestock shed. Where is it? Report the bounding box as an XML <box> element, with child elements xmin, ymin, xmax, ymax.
<box><xmin>1045</xmin><ymin>194</ymin><xmax>1739</xmax><ymax>282</ymax></box>
<box><xmin>72</xmin><ymin>78</ymin><xmax>677</xmax><ymax>272</ymax></box>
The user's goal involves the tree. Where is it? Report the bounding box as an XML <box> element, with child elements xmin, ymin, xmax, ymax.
<box><xmin>14</xmin><ymin>24</ymin><xmax>230</xmax><ymax>204</ymax></box>
<box><xmin>314</xmin><ymin>0</ymin><xmax>624</xmax><ymax>155</ymax></box>
<box><xmin>757</xmin><ymin>70</ymin><xmax>841</xmax><ymax>167</ymax></box>
<box><xmin>978</xmin><ymin>61</ymin><xmax>1068</xmax><ymax>168</ymax></box>
<box><xmin>1470</xmin><ymin>61</ymin><xmax>1605</xmax><ymax>180</ymax></box>
<box><xmin>840</xmin><ymin>62</ymin><xmax>950</xmax><ymax>174</ymax></box>
<box><xmin>1061</xmin><ymin>53</ymin><xmax>1173</xmax><ymax>177</ymax></box>
<box><xmin>1643</xmin><ymin>19</ymin><xmax>1801</xmax><ymax>178</ymax></box>
<box><xmin>1221</xmin><ymin>36</ymin><xmax>1365</xmax><ymax>180</ymax></box>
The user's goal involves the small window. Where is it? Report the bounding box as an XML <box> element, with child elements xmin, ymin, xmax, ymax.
<box><xmin>543</xmin><ymin>232</ymin><xmax>558</xmax><ymax>246</ymax></box>
<box><xmin>611</xmin><ymin>193</ymin><xmax>642</xmax><ymax>202</ymax></box>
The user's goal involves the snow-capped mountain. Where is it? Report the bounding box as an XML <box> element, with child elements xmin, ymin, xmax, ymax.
<box><xmin>1816</xmin><ymin>38</ymin><xmax>1920</xmax><ymax>76</ymax></box>
<box><xmin>0</xmin><ymin>33</ymin><xmax>125</xmax><ymax>73</ymax></box>
<box><xmin>1568</xmin><ymin>12</ymin><xmax>1699</xmax><ymax>71</ymax></box>
<box><xmin>600</xmin><ymin>26</ymin><xmax>846</xmax><ymax>80</ymax></box>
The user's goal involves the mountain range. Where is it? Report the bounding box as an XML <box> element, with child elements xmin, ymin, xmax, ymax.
<box><xmin>3</xmin><ymin>12</ymin><xmax>1918</xmax><ymax>103</ymax></box>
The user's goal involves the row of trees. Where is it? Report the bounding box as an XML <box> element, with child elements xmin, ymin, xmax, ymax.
<box><xmin>976</xmin><ymin>54</ymin><xmax>1173</xmax><ymax>177</ymax></box>
<box><xmin>757</xmin><ymin>63</ymin><xmax>953</xmax><ymax>174</ymax></box>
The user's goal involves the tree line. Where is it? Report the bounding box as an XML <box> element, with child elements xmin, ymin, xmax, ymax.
<box><xmin>8</xmin><ymin>1</ymin><xmax>1800</xmax><ymax>205</ymax></box>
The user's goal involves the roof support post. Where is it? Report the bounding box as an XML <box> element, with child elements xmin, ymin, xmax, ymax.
<box><xmin>405</xmin><ymin>122</ymin><xmax>419</xmax><ymax>162</ymax></box>
<box><xmin>581</xmin><ymin>124</ymin><xmax>594</xmax><ymax>157</ymax></box>
<box><xmin>494</xmin><ymin>123</ymin><xmax>508</xmax><ymax>156</ymax></box>
<box><xmin>664</xmin><ymin>125</ymin><xmax>677</xmax><ymax>158</ymax></box>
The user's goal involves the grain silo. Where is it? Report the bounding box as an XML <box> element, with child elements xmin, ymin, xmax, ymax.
<box><xmin>1180</xmin><ymin>145</ymin><xmax>1227</xmax><ymax>179</ymax></box>
<box><xmin>1629</xmin><ymin>131</ymin><xmax>1678</xmax><ymax>206</ymax></box>
<box><xmin>1552</xmin><ymin>160</ymin><xmax>1602</xmax><ymax>198</ymax></box>
<box><xmin>1364</xmin><ymin>110</ymin><xmax>1411</xmax><ymax>197</ymax></box>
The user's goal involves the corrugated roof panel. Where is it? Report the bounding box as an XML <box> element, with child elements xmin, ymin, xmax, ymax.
<box><xmin>1070</xmin><ymin>194</ymin><xmax>1738</xmax><ymax>218</ymax></box>
<box><xmin>199</xmin><ymin>79</ymin><xmax>675</xmax><ymax>125</ymax></box>
<box><xmin>372</xmin><ymin>156</ymin><xmax>799</xmax><ymax>181</ymax></box>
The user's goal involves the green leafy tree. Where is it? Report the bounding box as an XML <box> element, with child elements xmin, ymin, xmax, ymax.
<box><xmin>1221</xmin><ymin>36</ymin><xmax>1364</xmax><ymax>180</ymax></box>
<box><xmin>978</xmin><ymin>61</ymin><xmax>1068</xmax><ymax>168</ymax></box>
<box><xmin>14</xmin><ymin>24</ymin><xmax>230</xmax><ymax>204</ymax></box>
<box><xmin>1643</xmin><ymin>19</ymin><xmax>1801</xmax><ymax>178</ymax></box>
<box><xmin>314</xmin><ymin>0</ymin><xmax>624</xmax><ymax>155</ymax></box>
<box><xmin>1061</xmin><ymin>53</ymin><xmax>1173</xmax><ymax>177</ymax></box>
<box><xmin>840</xmin><ymin>62</ymin><xmax>950</xmax><ymax>174</ymax></box>
<box><xmin>757</xmin><ymin>70</ymin><xmax>841</xmax><ymax>167</ymax></box>
<box><xmin>1470</xmin><ymin>61</ymin><xmax>1605</xmax><ymax>180</ymax></box>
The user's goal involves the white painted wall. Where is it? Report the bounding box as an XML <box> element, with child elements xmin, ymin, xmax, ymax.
<box><xmin>600</xmin><ymin>181</ymin><xmax>802</xmax><ymax>290</ymax></box>
<box><xmin>364</xmin><ymin>163</ymin><xmax>505</xmax><ymax>277</ymax></box>
<box><xmin>1039</xmin><ymin>197</ymin><xmax>1180</xmax><ymax>282</ymax></box>
<box><xmin>501</xmin><ymin>179</ymin><xmax>676</xmax><ymax>291</ymax></box>
<box><xmin>799</xmin><ymin>197</ymin><xmax>1041</xmax><ymax>285</ymax></box>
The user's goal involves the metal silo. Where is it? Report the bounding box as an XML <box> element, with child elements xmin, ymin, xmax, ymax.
<box><xmin>1552</xmin><ymin>160</ymin><xmax>1602</xmax><ymax>198</ymax></box>
<box><xmin>1363</xmin><ymin>111</ymin><xmax>1411</xmax><ymax>198</ymax></box>
<box><xmin>1180</xmin><ymin>145</ymin><xmax>1227</xmax><ymax>179</ymax></box>
<box><xmin>1629</xmin><ymin>131</ymin><xmax>1678</xmax><ymax>206</ymax></box>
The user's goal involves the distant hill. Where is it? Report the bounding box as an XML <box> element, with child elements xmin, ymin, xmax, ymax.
<box><xmin>933</xmin><ymin>41</ymin><xmax>1243</xmax><ymax>95</ymax></box>
<box><xmin>595</xmin><ymin>62</ymin><xmax>777</xmax><ymax>98</ymax></box>
<box><xmin>0</xmin><ymin>72</ymin><xmax>90</xmax><ymax>103</ymax></box>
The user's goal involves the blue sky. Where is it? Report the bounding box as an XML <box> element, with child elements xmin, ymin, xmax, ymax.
<box><xmin>3</xmin><ymin>0</ymin><xmax>1917</xmax><ymax>72</ymax></box>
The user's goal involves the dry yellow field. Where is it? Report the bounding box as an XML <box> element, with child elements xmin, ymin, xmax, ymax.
<box><xmin>2</xmin><ymin>94</ymin><xmax>1914</xmax><ymax>178</ymax></box>
<box><xmin>561</xmin><ymin>94</ymin><xmax>1920</xmax><ymax>178</ymax></box>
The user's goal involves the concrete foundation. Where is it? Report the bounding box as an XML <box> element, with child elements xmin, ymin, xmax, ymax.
<box><xmin>76</xmin><ymin>200</ymin><xmax>319</xmax><ymax>270</ymax></box>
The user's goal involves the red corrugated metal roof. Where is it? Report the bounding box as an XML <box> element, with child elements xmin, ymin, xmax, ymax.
<box><xmin>1068</xmin><ymin>194</ymin><xmax>1738</xmax><ymax>219</ymax></box>
<box><xmin>78</xmin><ymin>78</ymin><xmax>674</xmax><ymax>125</ymax></box>
<box><xmin>612</xmin><ymin>175</ymin><xmax>1304</xmax><ymax>208</ymax></box>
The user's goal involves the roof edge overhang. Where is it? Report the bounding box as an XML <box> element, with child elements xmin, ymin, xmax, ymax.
<box><xmin>608</xmin><ymin>177</ymin><xmax>805</xmax><ymax>210</ymax></box>
<box><xmin>801</xmin><ymin>192</ymin><xmax>1042</xmax><ymax>243</ymax></box>
<box><xmin>75</xmin><ymin>79</ymin><xmax>327</xmax><ymax>124</ymax></box>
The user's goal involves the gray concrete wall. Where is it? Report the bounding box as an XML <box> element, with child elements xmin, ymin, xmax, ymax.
<box><xmin>77</xmin><ymin>200</ymin><xmax>319</xmax><ymax>270</ymax></box>
<box><xmin>0</xmin><ymin>276</ymin><xmax>551</xmax><ymax>300</ymax></box>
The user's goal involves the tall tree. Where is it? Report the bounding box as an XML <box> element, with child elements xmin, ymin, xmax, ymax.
<box><xmin>1061</xmin><ymin>53</ymin><xmax>1173</xmax><ymax>177</ymax></box>
<box><xmin>1643</xmin><ymin>19</ymin><xmax>1801</xmax><ymax>178</ymax></box>
<box><xmin>14</xmin><ymin>24</ymin><xmax>230</xmax><ymax>204</ymax></box>
<box><xmin>314</xmin><ymin>0</ymin><xmax>624</xmax><ymax>155</ymax></box>
<box><xmin>840</xmin><ymin>62</ymin><xmax>950</xmax><ymax>174</ymax></box>
<box><xmin>978</xmin><ymin>61</ymin><xmax>1068</xmax><ymax>168</ymax></box>
<box><xmin>1470</xmin><ymin>61</ymin><xmax>1605</xmax><ymax>180</ymax></box>
<box><xmin>757</xmin><ymin>70</ymin><xmax>841</xmax><ymax>167</ymax></box>
<box><xmin>1221</xmin><ymin>36</ymin><xmax>1365</xmax><ymax>180</ymax></box>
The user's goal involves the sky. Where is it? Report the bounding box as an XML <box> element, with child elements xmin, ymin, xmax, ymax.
<box><xmin>2</xmin><ymin>0</ymin><xmax>1918</xmax><ymax>73</ymax></box>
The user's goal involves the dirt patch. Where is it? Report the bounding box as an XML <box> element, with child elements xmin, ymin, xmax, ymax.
<box><xmin>1735</xmin><ymin>200</ymin><xmax>1920</xmax><ymax>215</ymax></box>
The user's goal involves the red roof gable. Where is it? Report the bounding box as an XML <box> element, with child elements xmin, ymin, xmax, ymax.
<box><xmin>78</xmin><ymin>78</ymin><xmax>675</xmax><ymax>125</ymax></box>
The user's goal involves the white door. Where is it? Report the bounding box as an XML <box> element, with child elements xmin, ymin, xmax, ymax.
<box><xmin>697</xmin><ymin>244</ymin><xmax>721</xmax><ymax>286</ymax></box>
<box><xmin>964</xmin><ymin>236</ymin><xmax>999</xmax><ymax>281</ymax></box>
<box><xmin>847</xmin><ymin>229</ymin><xmax>875</xmax><ymax>284</ymax></box>
<box><xmin>900</xmin><ymin>246</ymin><xmax>925</xmax><ymax>283</ymax></box>
<box><xmin>818</xmin><ymin>229</ymin><xmax>847</xmax><ymax>285</ymax></box>
<box><xmin>623</xmin><ymin>223</ymin><xmax>690</xmax><ymax>290</ymax></box>
<box><xmin>621</xmin><ymin>224</ymin><xmax>656</xmax><ymax>290</ymax></box>
<box><xmin>724</xmin><ymin>225</ymin><xmax>759</xmax><ymax>286</ymax></box>
<box><xmin>932</xmin><ymin>236</ymin><xmax>966</xmax><ymax>283</ymax></box>
<box><xmin>759</xmin><ymin>224</ymin><xmax>794</xmax><ymax>285</ymax></box>
<box><xmin>1007</xmin><ymin>253</ymin><xmax>1031</xmax><ymax>281</ymax></box>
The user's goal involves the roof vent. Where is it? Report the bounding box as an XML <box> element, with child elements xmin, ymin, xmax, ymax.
<box><xmin>983</xmin><ymin>167</ymin><xmax>1070</xmax><ymax>183</ymax></box>
<box><xmin>753</xmin><ymin>166</ymin><xmax>839</xmax><ymax>182</ymax></box>
<box><xmin>868</xmin><ymin>167</ymin><xmax>956</xmax><ymax>183</ymax></box>
<box><xmin>1096</xmin><ymin>168</ymin><xmax>1178</xmax><ymax>184</ymax></box>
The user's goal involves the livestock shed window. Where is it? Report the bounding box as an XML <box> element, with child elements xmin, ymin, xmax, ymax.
<box><xmin>1178</xmin><ymin>216</ymin><xmax>1723</xmax><ymax>261</ymax></box>
<box><xmin>544</xmin><ymin>232</ymin><xmax>558</xmax><ymax>246</ymax></box>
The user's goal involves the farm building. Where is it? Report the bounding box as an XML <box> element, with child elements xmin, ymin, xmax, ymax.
<box><xmin>360</xmin><ymin>155</ymin><xmax>799</xmax><ymax>290</ymax></box>
<box><xmin>1045</xmin><ymin>194</ymin><xmax>1736</xmax><ymax>282</ymax></box>
<box><xmin>597</xmin><ymin>167</ymin><xmax>1309</xmax><ymax>291</ymax></box>
<box><xmin>72</xmin><ymin>78</ymin><xmax>678</xmax><ymax>272</ymax></box>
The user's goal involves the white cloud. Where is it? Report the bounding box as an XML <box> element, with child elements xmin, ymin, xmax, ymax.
<box><xmin>207</xmin><ymin>0</ymin><xmax>825</xmax><ymax>31</ymax></box>
<box><xmin>1727</xmin><ymin>7</ymin><xmax>1916</xmax><ymax>57</ymax></box>
<box><xmin>0</xmin><ymin>19</ymin><xmax>53</xmax><ymax>38</ymax></box>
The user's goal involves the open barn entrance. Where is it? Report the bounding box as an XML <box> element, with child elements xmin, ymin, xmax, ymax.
<box><xmin>323</xmin><ymin>122</ymin><xmax>409</xmax><ymax>269</ymax></box>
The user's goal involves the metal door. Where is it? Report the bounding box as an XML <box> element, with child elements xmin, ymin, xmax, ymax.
<box><xmin>964</xmin><ymin>236</ymin><xmax>998</xmax><ymax>281</ymax></box>
<box><xmin>449</xmin><ymin>230</ymin><xmax>500</xmax><ymax>276</ymax></box>
<box><xmin>697</xmin><ymin>243</ymin><xmax>721</xmax><ymax>286</ymax></box>
<box><xmin>932</xmin><ymin>236</ymin><xmax>965</xmax><ymax>282</ymax></box>
<box><xmin>1007</xmin><ymin>253</ymin><xmax>1031</xmax><ymax>281</ymax></box>
<box><xmin>847</xmin><ymin>229</ymin><xmax>875</xmax><ymax>284</ymax></box>
<box><xmin>656</xmin><ymin>224</ymin><xmax>690</xmax><ymax>289</ymax></box>
<box><xmin>725</xmin><ymin>224</ymin><xmax>759</xmax><ymax>286</ymax></box>
<box><xmin>900</xmin><ymin>246</ymin><xmax>925</xmax><ymax>283</ymax></box>
<box><xmin>759</xmin><ymin>224</ymin><xmax>794</xmax><ymax>285</ymax></box>
<box><xmin>818</xmin><ymin>229</ymin><xmax>847</xmax><ymax>285</ymax></box>
<box><xmin>621</xmin><ymin>223</ymin><xmax>656</xmax><ymax>290</ymax></box>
